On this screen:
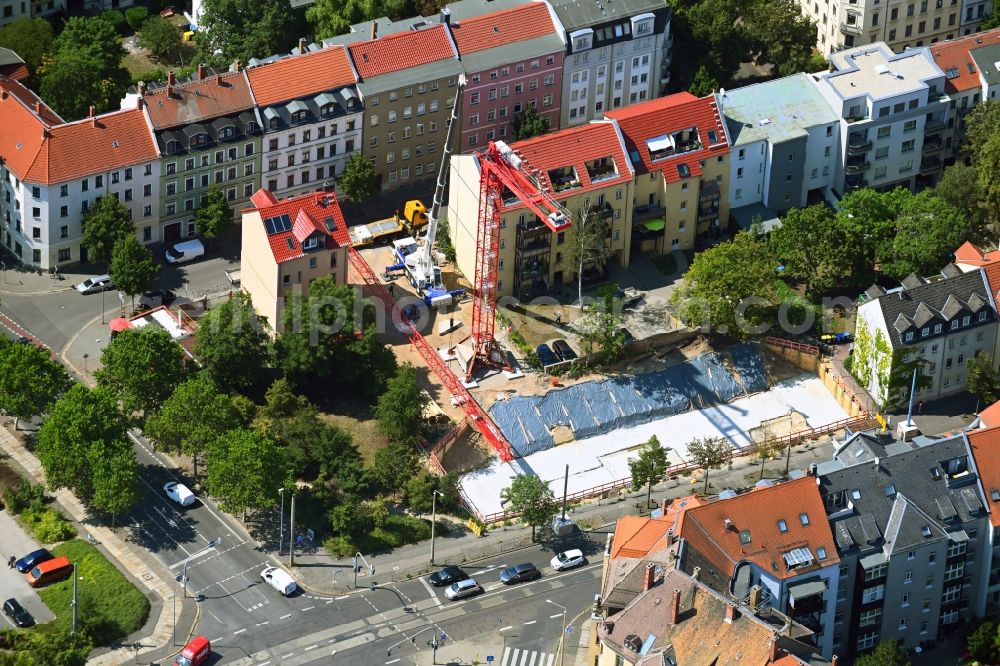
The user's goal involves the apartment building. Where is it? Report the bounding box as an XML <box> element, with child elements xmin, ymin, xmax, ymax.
<box><xmin>854</xmin><ymin>267</ymin><xmax>997</xmax><ymax>407</ymax></box>
<box><xmin>448</xmin><ymin>121</ymin><xmax>633</xmax><ymax>300</ymax></box>
<box><xmin>552</xmin><ymin>0</ymin><xmax>672</xmax><ymax>126</ymax></box>
<box><xmin>246</xmin><ymin>45</ymin><xmax>363</xmax><ymax>200</ymax></box>
<box><xmin>816</xmin><ymin>429</ymin><xmax>991</xmax><ymax>658</ymax></box>
<box><xmin>812</xmin><ymin>44</ymin><xmax>949</xmax><ymax>194</ymax></box>
<box><xmin>961</xmin><ymin>0</ymin><xmax>994</xmax><ymax>33</ymax></box>
<box><xmin>241</xmin><ymin>188</ymin><xmax>350</xmax><ymax>332</ymax></box>
<box><xmin>0</xmin><ymin>77</ymin><xmax>160</xmax><ymax>269</ymax></box>
<box><xmin>803</xmin><ymin>0</ymin><xmax>967</xmax><ymax>55</ymax></box>
<box><xmin>678</xmin><ymin>477</ymin><xmax>842</xmax><ymax>658</ymax></box>
<box><xmin>343</xmin><ymin>25</ymin><xmax>462</xmax><ymax>192</ymax></box>
<box><xmin>952</xmin><ymin>241</ymin><xmax>1000</xmax><ymax>367</ymax></box>
<box><xmin>606</xmin><ymin>92</ymin><xmax>731</xmax><ymax>256</ymax></box>
<box><xmin>444</xmin><ymin>3</ymin><xmax>565</xmax><ymax>151</ymax></box>
<box><xmin>0</xmin><ymin>0</ymin><xmax>29</xmax><ymax>25</ymax></box>
<box><xmin>719</xmin><ymin>74</ymin><xmax>841</xmax><ymax>228</ymax></box>
<box><xmin>139</xmin><ymin>68</ymin><xmax>261</xmax><ymax>243</ymax></box>
<box><xmin>967</xmin><ymin>425</ymin><xmax>1000</xmax><ymax>615</ymax></box>
<box><xmin>929</xmin><ymin>30</ymin><xmax>1000</xmax><ymax>162</ymax></box>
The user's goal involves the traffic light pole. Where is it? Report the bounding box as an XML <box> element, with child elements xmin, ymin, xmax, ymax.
<box><xmin>353</xmin><ymin>552</ymin><xmax>375</xmax><ymax>589</ymax></box>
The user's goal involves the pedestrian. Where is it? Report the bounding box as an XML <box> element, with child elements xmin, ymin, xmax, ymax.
<box><xmin>917</xmin><ymin>400</ymin><xmax>924</xmax><ymax>415</ymax></box>
<box><xmin>7</xmin><ymin>555</ymin><xmax>14</xmax><ymax>569</ymax></box>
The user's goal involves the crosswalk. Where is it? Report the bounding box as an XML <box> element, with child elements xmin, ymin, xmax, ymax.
<box><xmin>500</xmin><ymin>647</ymin><xmax>556</xmax><ymax>666</ymax></box>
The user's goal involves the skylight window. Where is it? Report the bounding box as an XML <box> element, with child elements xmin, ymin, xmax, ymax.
<box><xmin>800</xmin><ymin>513</ymin><xmax>810</xmax><ymax>525</ymax></box>
<box><xmin>921</xmin><ymin>525</ymin><xmax>933</xmax><ymax>538</ymax></box>
<box><xmin>777</xmin><ymin>519</ymin><xmax>788</xmax><ymax>533</ymax></box>
<box><xmin>852</xmin><ymin>489</ymin><xmax>862</xmax><ymax>500</ymax></box>
<box><xmin>782</xmin><ymin>547</ymin><xmax>814</xmax><ymax>569</ymax></box>
<box><xmin>991</xmin><ymin>489</ymin><xmax>1000</xmax><ymax>502</ymax></box>
<box><xmin>677</xmin><ymin>163</ymin><xmax>690</xmax><ymax>178</ymax></box>
<box><xmin>738</xmin><ymin>529</ymin><xmax>751</xmax><ymax>545</ymax></box>
<box><xmin>885</xmin><ymin>484</ymin><xmax>897</xmax><ymax>498</ymax></box>
<box><xmin>817</xmin><ymin>547</ymin><xmax>827</xmax><ymax>560</ymax></box>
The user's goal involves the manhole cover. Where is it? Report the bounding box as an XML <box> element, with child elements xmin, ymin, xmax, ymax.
<box><xmin>142</xmin><ymin>573</ymin><xmax>153</xmax><ymax>582</ymax></box>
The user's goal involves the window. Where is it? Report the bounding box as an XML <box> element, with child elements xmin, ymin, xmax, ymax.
<box><xmin>777</xmin><ymin>519</ymin><xmax>788</xmax><ymax>533</ymax></box>
<box><xmin>800</xmin><ymin>512</ymin><xmax>810</xmax><ymax>525</ymax></box>
<box><xmin>899</xmin><ymin>617</ymin><xmax>908</xmax><ymax>630</ymax></box>
<box><xmin>862</xmin><ymin>584</ymin><xmax>885</xmax><ymax>603</ymax></box>
<box><xmin>857</xmin><ymin>631</ymin><xmax>878</xmax><ymax>650</ymax></box>
<box><xmin>944</xmin><ymin>562</ymin><xmax>964</xmax><ymax>581</ymax></box>
<box><xmin>902</xmin><ymin>593</ymin><xmax>911</xmax><ymax>606</ymax></box>
<box><xmin>942</xmin><ymin>584</ymin><xmax>961</xmax><ymax>602</ymax></box>
<box><xmin>904</xmin><ymin>570</ymin><xmax>913</xmax><ymax>584</ymax></box>
<box><xmin>865</xmin><ymin>563</ymin><xmax>888</xmax><ymax>580</ymax></box>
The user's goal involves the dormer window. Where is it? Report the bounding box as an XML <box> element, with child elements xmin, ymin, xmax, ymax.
<box><xmin>166</xmin><ymin>140</ymin><xmax>180</xmax><ymax>154</ymax></box>
<box><xmin>321</xmin><ymin>104</ymin><xmax>335</xmax><ymax>117</ymax></box>
<box><xmin>980</xmin><ymin>311</ymin><xmax>988</xmax><ymax>322</ymax></box>
<box><xmin>921</xmin><ymin>327</ymin><xmax>929</xmax><ymax>336</ymax></box>
<box><xmin>217</xmin><ymin>127</ymin><xmax>235</xmax><ymax>141</ymax></box>
<box><xmin>963</xmin><ymin>315</ymin><xmax>971</xmax><ymax>326</ymax></box>
<box><xmin>269</xmin><ymin>117</ymin><xmax>279</xmax><ymax>130</ymax></box>
<box><xmin>935</xmin><ymin>323</ymin><xmax>942</xmax><ymax>333</ymax></box>
<box><xmin>245</xmin><ymin>122</ymin><xmax>258</xmax><ymax>135</ymax></box>
<box><xmin>190</xmin><ymin>133</ymin><xmax>208</xmax><ymax>147</ymax></box>
<box><xmin>303</xmin><ymin>236</ymin><xmax>319</xmax><ymax>251</ymax></box>
<box><xmin>291</xmin><ymin>110</ymin><xmax>308</xmax><ymax>123</ymax></box>
<box><xmin>905</xmin><ymin>331</ymin><xmax>914</xmax><ymax>341</ymax></box>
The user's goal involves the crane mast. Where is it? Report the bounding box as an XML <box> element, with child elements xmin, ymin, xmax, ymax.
<box><xmin>464</xmin><ymin>140</ymin><xmax>571</xmax><ymax>380</ymax></box>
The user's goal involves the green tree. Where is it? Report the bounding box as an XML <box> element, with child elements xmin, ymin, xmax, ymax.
<box><xmin>375</xmin><ymin>364</ymin><xmax>428</xmax><ymax>445</ymax></box>
<box><xmin>82</xmin><ymin>195</ymin><xmax>135</xmax><ymax>266</ymax></box>
<box><xmin>936</xmin><ymin>163</ymin><xmax>988</xmax><ymax>240</ymax></box>
<box><xmin>95</xmin><ymin>327</ymin><xmax>186</xmax><ymax>419</ymax></box>
<box><xmin>125</xmin><ymin>6</ymin><xmax>151</xmax><ymax>31</ymax></box>
<box><xmin>578</xmin><ymin>290</ymin><xmax>626</xmax><ymax>362</ymax></box>
<box><xmin>502</xmin><ymin>473</ymin><xmax>557</xmax><ymax>541</ymax></box>
<box><xmin>628</xmin><ymin>435</ymin><xmax>668</xmax><ymax>509</ymax></box>
<box><xmin>688</xmin><ymin>64</ymin><xmax>720</xmax><ymax>97</ymax></box>
<box><xmin>0</xmin><ymin>341</ymin><xmax>71</xmax><ymax>429</ymax></box>
<box><xmin>339</xmin><ymin>153</ymin><xmax>378</xmax><ymax>202</ymax></box>
<box><xmin>834</xmin><ymin>187</ymin><xmax>906</xmax><ymax>287</ymax></box>
<box><xmin>769</xmin><ymin>203</ymin><xmax>850</xmax><ymax>294</ymax></box>
<box><xmin>89</xmin><ymin>436</ymin><xmax>140</xmax><ymax>524</ymax></box>
<box><xmin>406</xmin><ymin>471</ymin><xmax>458</xmax><ymax>514</ymax></box>
<box><xmin>306</xmin><ymin>0</ymin><xmax>411</xmax><ymax>40</ymax></box>
<box><xmin>0</xmin><ymin>17</ymin><xmax>54</xmax><ymax>88</ymax></box>
<box><xmin>36</xmin><ymin>384</ymin><xmax>129</xmax><ymax>503</ymax></box>
<box><xmin>368</xmin><ymin>441</ymin><xmax>418</xmax><ymax>494</ymax></box>
<box><xmin>194</xmin><ymin>292</ymin><xmax>271</xmax><ymax>391</ymax></box>
<box><xmin>41</xmin><ymin>16</ymin><xmax>130</xmax><ymax>119</ymax></box>
<box><xmin>194</xmin><ymin>185</ymin><xmax>234</xmax><ymax>248</ymax></box>
<box><xmin>675</xmin><ymin>0</ymin><xmax>747</xmax><ymax>89</ymax></box>
<box><xmin>195</xmin><ymin>0</ymin><xmax>297</xmax><ymax>66</ymax></box>
<box><xmin>670</xmin><ymin>229</ymin><xmax>777</xmax><ymax>337</ymax></box>
<box><xmin>687</xmin><ymin>436</ymin><xmax>731</xmax><ymax>493</ymax></box>
<box><xmin>975</xmin><ymin>130</ymin><xmax>1000</xmax><ymax>228</ymax></box>
<box><xmin>752</xmin><ymin>432</ymin><xmax>779</xmax><ymax>480</ymax></box>
<box><xmin>745</xmin><ymin>0</ymin><xmax>818</xmax><ymax>77</ymax></box>
<box><xmin>882</xmin><ymin>191</ymin><xmax>974</xmax><ymax>279</ymax></box>
<box><xmin>137</xmin><ymin>16</ymin><xmax>180</xmax><ymax>61</ymax></box>
<box><xmin>966</xmin><ymin>620</ymin><xmax>998</xmax><ymax>664</ymax></box>
<box><xmin>206</xmin><ymin>428</ymin><xmax>285</xmax><ymax>517</ymax></box>
<box><xmin>257</xmin><ymin>377</ymin><xmax>311</xmax><ymax>421</ymax></box>
<box><xmin>855</xmin><ymin>640</ymin><xmax>910</xmax><ymax>666</ymax></box>
<box><xmin>967</xmin><ymin>352</ymin><xmax>1000</xmax><ymax>413</ymax></box>
<box><xmin>981</xmin><ymin>11</ymin><xmax>1000</xmax><ymax>29</ymax></box>
<box><xmin>511</xmin><ymin>103</ymin><xmax>550</xmax><ymax>141</ymax></box>
<box><xmin>564</xmin><ymin>206</ymin><xmax>613</xmax><ymax>307</ymax></box>
<box><xmin>963</xmin><ymin>100</ymin><xmax>1000</xmax><ymax>161</ymax></box>
<box><xmin>145</xmin><ymin>374</ymin><xmax>245</xmax><ymax>480</ymax></box>
<box><xmin>267</xmin><ymin>409</ymin><xmax>357</xmax><ymax>481</ymax></box>
<box><xmin>110</xmin><ymin>235</ymin><xmax>158</xmax><ymax>309</ymax></box>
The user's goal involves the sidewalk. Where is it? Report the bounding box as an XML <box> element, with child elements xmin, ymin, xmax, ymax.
<box><xmin>0</xmin><ymin>262</ymin><xmax>95</xmax><ymax>296</ymax></box>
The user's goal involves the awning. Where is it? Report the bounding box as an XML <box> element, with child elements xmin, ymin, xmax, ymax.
<box><xmin>859</xmin><ymin>552</ymin><xmax>887</xmax><ymax>568</ymax></box>
<box><xmin>947</xmin><ymin>529</ymin><xmax>970</xmax><ymax>542</ymax></box>
<box><xmin>109</xmin><ymin>317</ymin><xmax>133</xmax><ymax>333</ymax></box>
<box><xmin>646</xmin><ymin>134</ymin><xmax>675</xmax><ymax>152</ymax></box>
<box><xmin>644</xmin><ymin>219</ymin><xmax>665</xmax><ymax>232</ymax></box>
<box><xmin>788</xmin><ymin>579</ymin><xmax>828</xmax><ymax>601</ymax></box>
<box><xmin>286</xmin><ymin>99</ymin><xmax>309</xmax><ymax>115</ymax></box>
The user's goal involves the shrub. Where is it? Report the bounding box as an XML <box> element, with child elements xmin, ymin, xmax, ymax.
<box><xmin>22</xmin><ymin>507</ymin><xmax>76</xmax><ymax>543</ymax></box>
<box><xmin>100</xmin><ymin>10</ymin><xmax>126</xmax><ymax>34</ymax></box>
<box><xmin>322</xmin><ymin>535</ymin><xmax>354</xmax><ymax>558</ymax></box>
<box><xmin>3</xmin><ymin>480</ymin><xmax>46</xmax><ymax>514</ymax></box>
<box><xmin>124</xmin><ymin>6</ymin><xmax>150</xmax><ymax>31</ymax></box>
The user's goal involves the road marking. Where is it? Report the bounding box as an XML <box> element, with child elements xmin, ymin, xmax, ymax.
<box><xmin>233</xmin><ymin>628</ymin><xmax>246</xmax><ymax>635</ymax></box>
<box><xmin>302</xmin><ymin>605</ymin><xmax>315</xmax><ymax>611</ymax></box>
<box><xmin>169</xmin><ymin>541</ymin><xmax>249</xmax><ymax>571</ymax></box>
<box><xmin>256</xmin><ymin>621</ymin><xmax>269</xmax><ymax>627</ymax></box>
<box><xmin>304</xmin><ymin>644</ymin><xmax>318</xmax><ymax>651</ymax></box>
<box><xmin>386</xmin><ymin>660</ymin><xmax>400</xmax><ymax>665</ymax></box>
<box><xmin>258</xmin><ymin>662</ymin><xmax>270</xmax><ymax>666</ymax></box>
<box><xmin>137</xmin><ymin>509</ymin><xmax>192</xmax><ymax>556</ymax></box>
<box><xmin>280</xmin><ymin>653</ymin><xmax>293</xmax><ymax>659</ymax></box>
<box><xmin>326</xmin><ymin>599</ymin><xmax>335</xmax><ymax>604</ymax></box>
<box><xmin>194</xmin><ymin>561</ymin><xmax>268</xmax><ymax>595</ymax></box>
<box><xmin>499</xmin><ymin>625</ymin><xmax>513</xmax><ymax>632</ymax></box>
<box><xmin>280</xmin><ymin>613</ymin><xmax>292</xmax><ymax>620</ymax></box>
<box><xmin>549</xmin><ymin>613</ymin><xmax>562</xmax><ymax>619</ymax></box>
<box><xmin>419</xmin><ymin>576</ymin><xmax>444</xmax><ymax>608</ymax></box>
<box><xmin>523</xmin><ymin>620</ymin><xmax>536</xmax><ymax>625</ymax></box>
<box><xmin>211</xmin><ymin>637</ymin><xmax>223</xmax><ymax>643</ymax></box>
<box><xmin>336</xmin><ymin>595</ymin><xmax>349</xmax><ymax>600</ymax></box>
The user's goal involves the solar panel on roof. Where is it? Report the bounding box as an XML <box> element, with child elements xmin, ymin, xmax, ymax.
<box><xmin>263</xmin><ymin>214</ymin><xmax>293</xmax><ymax>235</ymax></box>
<box><xmin>286</xmin><ymin>237</ymin><xmax>295</xmax><ymax>249</ymax></box>
<box><xmin>782</xmin><ymin>547</ymin><xmax>813</xmax><ymax>567</ymax></box>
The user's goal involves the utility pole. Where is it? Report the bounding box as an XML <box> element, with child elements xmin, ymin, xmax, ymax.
<box><xmin>430</xmin><ymin>489</ymin><xmax>442</xmax><ymax>565</ymax></box>
<box><xmin>546</xmin><ymin>599</ymin><xmax>567</xmax><ymax>666</ymax></box>
<box><xmin>353</xmin><ymin>552</ymin><xmax>375</xmax><ymax>589</ymax></box>
<box><xmin>278</xmin><ymin>487</ymin><xmax>285</xmax><ymax>556</ymax></box>
<box><xmin>288</xmin><ymin>492</ymin><xmax>296</xmax><ymax>567</ymax></box>
<box><xmin>71</xmin><ymin>563</ymin><xmax>78</xmax><ymax>634</ymax></box>
<box><xmin>561</xmin><ymin>464</ymin><xmax>569</xmax><ymax>520</ymax></box>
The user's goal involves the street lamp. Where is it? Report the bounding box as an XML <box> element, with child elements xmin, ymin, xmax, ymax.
<box><xmin>174</xmin><ymin>537</ymin><xmax>222</xmax><ymax>645</ymax></box>
<box><xmin>430</xmin><ymin>489</ymin><xmax>443</xmax><ymax>565</ymax></box>
<box><xmin>546</xmin><ymin>599</ymin><xmax>567</xmax><ymax>666</ymax></box>
<box><xmin>278</xmin><ymin>488</ymin><xmax>285</xmax><ymax>556</ymax></box>
<box><xmin>353</xmin><ymin>552</ymin><xmax>375</xmax><ymax>589</ymax></box>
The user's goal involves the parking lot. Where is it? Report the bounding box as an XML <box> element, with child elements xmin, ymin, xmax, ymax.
<box><xmin>0</xmin><ymin>509</ymin><xmax>55</xmax><ymax>628</ymax></box>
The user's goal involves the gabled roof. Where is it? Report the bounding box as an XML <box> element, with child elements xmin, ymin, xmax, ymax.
<box><xmin>449</xmin><ymin>3</ymin><xmax>557</xmax><ymax>55</ymax></box>
<box><xmin>143</xmin><ymin>70</ymin><xmax>255</xmax><ymax>129</ymax></box>
<box><xmin>25</xmin><ymin>108</ymin><xmax>159</xmax><ymax>184</ymax></box>
<box><xmin>246</xmin><ymin>45</ymin><xmax>357</xmax><ymax>107</ymax></box>
<box><xmin>246</xmin><ymin>188</ymin><xmax>349</xmax><ymax>265</ymax></box>
<box><xmin>679</xmin><ymin>477</ymin><xmax>839</xmax><ymax>582</ymax></box>
<box><xmin>0</xmin><ymin>48</ymin><xmax>29</xmax><ymax>82</ymax></box>
<box><xmin>501</xmin><ymin>120</ymin><xmax>632</xmax><ymax>206</ymax></box>
<box><xmin>606</xmin><ymin>92</ymin><xmax>730</xmax><ymax>182</ymax></box>
<box><xmin>968</xmin><ymin>426</ymin><xmax>1000</xmax><ymax>528</ymax></box>
<box><xmin>0</xmin><ymin>77</ymin><xmax>50</xmax><ymax>182</ymax></box>
<box><xmin>930</xmin><ymin>30</ymin><xmax>1000</xmax><ymax>94</ymax></box>
<box><xmin>348</xmin><ymin>24</ymin><xmax>457</xmax><ymax>80</ymax></box>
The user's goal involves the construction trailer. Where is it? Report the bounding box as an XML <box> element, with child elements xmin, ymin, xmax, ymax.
<box><xmin>348</xmin><ymin>199</ymin><xmax>429</xmax><ymax>248</ymax></box>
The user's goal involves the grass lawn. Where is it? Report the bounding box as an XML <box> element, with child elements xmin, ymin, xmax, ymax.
<box><xmin>320</xmin><ymin>412</ymin><xmax>389</xmax><ymax>464</ymax></box>
<box><xmin>122</xmin><ymin>37</ymin><xmax>198</xmax><ymax>79</ymax></box>
<box><xmin>36</xmin><ymin>540</ymin><xmax>149</xmax><ymax>645</ymax></box>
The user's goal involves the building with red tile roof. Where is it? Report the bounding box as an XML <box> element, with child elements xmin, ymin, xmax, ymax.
<box><xmin>678</xmin><ymin>476</ymin><xmax>840</xmax><ymax>658</ymax></box>
<box><xmin>0</xmin><ymin>48</ymin><xmax>29</xmax><ymax>83</ymax></box>
<box><xmin>448</xmin><ymin>120</ymin><xmax>634</xmax><ymax>299</ymax></box>
<box><xmin>445</xmin><ymin>3</ymin><xmax>565</xmax><ymax>153</ymax></box>
<box><xmin>952</xmin><ymin>241</ymin><xmax>1000</xmax><ymax>373</ymax></box>
<box><xmin>977</xmin><ymin>401</ymin><xmax>1000</xmax><ymax>428</ymax></box>
<box><xmin>606</xmin><ymin>92</ymin><xmax>731</xmax><ymax>254</ymax></box>
<box><xmin>241</xmin><ymin>188</ymin><xmax>349</xmax><ymax>331</ymax></box>
<box><xmin>246</xmin><ymin>46</ymin><xmax>363</xmax><ymax>202</ymax></box>
<box><xmin>349</xmin><ymin>24</ymin><xmax>458</xmax><ymax>81</ymax></box>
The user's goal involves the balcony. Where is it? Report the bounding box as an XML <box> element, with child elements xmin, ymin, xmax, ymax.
<box><xmin>699</xmin><ymin>179</ymin><xmax>720</xmax><ymax>202</ymax></box>
<box><xmin>585</xmin><ymin>157</ymin><xmax>620</xmax><ymax>184</ymax></box>
<box><xmin>923</xmin><ymin>137</ymin><xmax>944</xmax><ymax>154</ymax></box>
<box><xmin>519</xmin><ymin>259</ymin><xmax>549</xmax><ymax>280</ymax></box>
<box><xmin>840</xmin><ymin>22</ymin><xmax>862</xmax><ymax>36</ymax></box>
<box><xmin>845</xmin><ymin>159</ymin><xmax>871</xmax><ymax>175</ymax></box>
<box><xmin>547</xmin><ymin>166</ymin><xmax>581</xmax><ymax>193</ymax></box>
<box><xmin>698</xmin><ymin>206</ymin><xmax>719</xmax><ymax>222</ymax></box>
<box><xmin>845</xmin><ymin>176</ymin><xmax>868</xmax><ymax>191</ymax></box>
<box><xmin>632</xmin><ymin>203</ymin><xmax>666</xmax><ymax>223</ymax></box>
<box><xmin>925</xmin><ymin>117</ymin><xmax>946</xmax><ymax>133</ymax></box>
<box><xmin>588</xmin><ymin>201</ymin><xmax>615</xmax><ymax>221</ymax></box>
<box><xmin>517</xmin><ymin>238</ymin><xmax>550</xmax><ymax>258</ymax></box>
<box><xmin>847</xmin><ymin>133</ymin><xmax>872</xmax><ymax>154</ymax></box>
<box><xmin>919</xmin><ymin>155</ymin><xmax>943</xmax><ymax>175</ymax></box>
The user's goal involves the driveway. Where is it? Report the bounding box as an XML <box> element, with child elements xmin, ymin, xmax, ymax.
<box><xmin>0</xmin><ymin>510</ymin><xmax>56</xmax><ymax>628</ymax></box>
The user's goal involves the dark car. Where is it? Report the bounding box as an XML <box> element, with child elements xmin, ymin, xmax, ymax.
<box><xmin>14</xmin><ymin>548</ymin><xmax>52</xmax><ymax>574</ymax></box>
<box><xmin>139</xmin><ymin>290</ymin><xmax>177</xmax><ymax>310</ymax></box>
<box><xmin>3</xmin><ymin>599</ymin><xmax>33</xmax><ymax>627</ymax></box>
<box><xmin>535</xmin><ymin>344</ymin><xmax>559</xmax><ymax>367</ymax></box>
<box><xmin>429</xmin><ymin>566</ymin><xmax>469</xmax><ymax>587</ymax></box>
<box><xmin>500</xmin><ymin>562</ymin><xmax>541</xmax><ymax>585</ymax></box>
<box><xmin>551</xmin><ymin>339</ymin><xmax>578</xmax><ymax>361</ymax></box>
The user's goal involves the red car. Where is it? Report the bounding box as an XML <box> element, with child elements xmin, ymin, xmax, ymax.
<box><xmin>174</xmin><ymin>636</ymin><xmax>210</xmax><ymax>666</ymax></box>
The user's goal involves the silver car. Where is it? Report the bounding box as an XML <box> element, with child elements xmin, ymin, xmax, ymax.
<box><xmin>75</xmin><ymin>275</ymin><xmax>113</xmax><ymax>294</ymax></box>
<box><xmin>444</xmin><ymin>578</ymin><xmax>481</xmax><ymax>601</ymax></box>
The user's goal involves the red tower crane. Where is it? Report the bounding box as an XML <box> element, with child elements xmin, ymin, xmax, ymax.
<box><xmin>464</xmin><ymin>140</ymin><xmax>572</xmax><ymax>380</ymax></box>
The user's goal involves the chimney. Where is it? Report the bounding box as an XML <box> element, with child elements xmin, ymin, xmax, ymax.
<box><xmin>298</xmin><ymin>37</ymin><xmax>306</xmax><ymax>52</ymax></box>
<box><xmin>198</xmin><ymin>64</ymin><xmax>205</xmax><ymax>80</ymax></box>
<box><xmin>665</xmin><ymin>531</ymin><xmax>674</xmax><ymax>547</ymax></box>
<box><xmin>725</xmin><ymin>603</ymin><xmax>738</xmax><ymax>623</ymax></box>
<box><xmin>216</xmin><ymin>74</ymin><xmax>224</xmax><ymax>86</ymax></box>
<box><xmin>33</xmin><ymin>101</ymin><xmax>40</xmax><ymax>114</ymax></box>
<box><xmin>138</xmin><ymin>80</ymin><xmax>146</xmax><ymax>95</ymax></box>
<box><xmin>724</xmin><ymin>518</ymin><xmax>734</xmax><ymax>531</ymax></box>
<box><xmin>441</xmin><ymin>7</ymin><xmax>451</xmax><ymax>24</ymax></box>
<box><xmin>691</xmin><ymin>566</ymin><xmax>701</xmax><ymax>581</ymax></box>
<box><xmin>137</xmin><ymin>95</ymin><xmax>144</xmax><ymax>110</ymax></box>
<box><xmin>370</xmin><ymin>21</ymin><xmax>378</xmax><ymax>40</ymax></box>
<box><xmin>642</xmin><ymin>563</ymin><xmax>656</xmax><ymax>591</ymax></box>
<box><xmin>662</xmin><ymin>498</ymin><xmax>670</xmax><ymax>514</ymax></box>
<box><xmin>1</xmin><ymin>90</ymin><xmax>7</xmax><ymax>100</ymax></box>
<box><xmin>41</xmin><ymin>127</ymin><xmax>50</xmax><ymax>139</ymax></box>
<box><xmin>668</xmin><ymin>588</ymin><xmax>681</xmax><ymax>625</ymax></box>
<box><xmin>88</xmin><ymin>105</ymin><xmax>96</xmax><ymax>118</ymax></box>
<box><xmin>167</xmin><ymin>70</ymin><xmax>176</xmax><ymax>86</ymax></box>
<box><xmin>769</xmin><ymin>635</ymin><xmax>780</xmax><ymax>661</ymax></box>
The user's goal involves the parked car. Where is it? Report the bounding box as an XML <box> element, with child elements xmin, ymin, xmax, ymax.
<box><xmin>429</xmin><ymin>566</ymin><xmax>469</xmax><ymax>587</ymax></box>
<box><xmin>551</xmin><ymin>339</ymin><xmax>578</xmax><ymax>361</ymax></box>
<box><xmin>2</xmin><ymin>598</ymin><xmax>33</xmax><ymax>627</ymax></box>
<box><xmin>164</xmin><ymin>481</ymin><xmax>196</xmax><ymax>507</ymax></box>
<box><xmin>75</xmin><ymin>275</ymin><xmax>113</xmax><ymax>294</ymax></box>
<box><xmin>139</xmin><ymin>290</ymin><xmax>177</xmax><ymax>310</ymax></box>
<box><xmin>500</xmin><ymin>562</ymin><xmax>541</xmax><ymax>584</ymax></box>
<box><xmin>261</xmin><ymin>566</ymin><xmax>298</xmax><ymax>596</ymax></box>
<box><xmin>444</xmin><ymin>578</ymin><xmax>482</xmax><ymax>600</ymax></box>
<box><xmin>550</xmin><ymin>549</ymin><xmax>586</xmax><ymax>571</ymax></box>
<box><xmin>174</xmin><ymin>635</ymin><xmax>211</xmax><ymax>666</ymax></box>
<box><xmin>165</xmin><ymin>239</ymin><xmax>205</xmax><ymax>265</ymax></box>
<box><xmin>26</xmin><ymin>556</ymin><xmax>72</xmax><ymax>587</ymax></box>
<box><xmin>14</xmin><ymin>548</ymin><xmax>52</xmax><ymax>574</ymax></box>
<box><xmin>535</xmin><ymin>344</ymin><xmax>559</xmax><ymax>367</ymax></box>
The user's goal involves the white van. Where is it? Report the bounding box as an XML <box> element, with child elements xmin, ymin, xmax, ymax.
<box><xmin>260</xmin><ymin>566</ymin><xmax>297</xmax><ymax>596</ymax></box>
<box><xmin>165</xmin><ymin>239</ymin><xmax>205</xmax><ymax>265</ymax></box>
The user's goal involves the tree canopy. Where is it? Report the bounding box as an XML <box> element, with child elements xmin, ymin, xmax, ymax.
<box><xmin>194</xmin><ymin>292</ymin><xmax>272</xmax><ymax>392</ymax></box>
<box><xmin>339</xmin><ymin>153</ymin><xmax>378</xmax><ymax>202</ymax></box>
<box><xmin>375</xmin><ymin>364</ymin><xmax>427</xmax><ymax>445</ymax></box>
<box><xmin>110</xmin><ymin>235</ymin><xmax>158</xmax><ymax>308</ymax></box>
<box><xmin>195</xmin><ymin>185</ymin><xmax>235</xmax><ymax>245</ymax></box>
<box><xmin>95</xmin><ymin>327</ymin><xmax>186</xmax><ymax>419</ymax></box>
<box><xmin>206</xmin><ymin>427</ymin><xmax>285</xmax><ymax>516</ymax></box>
<box><xmin>195</xmin><ymin>0</ymin><xmax>298</xmax><ymax>66</ymax></box>
<box><xmin>628</xmin><ymin>435</ymin><xmax>668</xmax><ymax>508</ymax></box>
<box><xmin>0</xmin><ymin>340</ymin><xmax>71</xmax><ymax>427</ymax></box>
<box><xmin>769</xmin><ymin>204</ymin><xmax>851</xmax><ymax>294</ymax></box>
<box><xmin>966</xmin><ymin>352</ymin><xmax>1000</xmax><ymax>413</ymax></box>
<box><xmin>502</xmin><ymin>474</ymin><xmax>557</xmax><ymax>540</ymax></box>
<box><xmin>0</xmin><ymin>18</ymin><xmax>54</xmax><ymax>88</ymax></box>
<box><xmin>854</xmin><ymin>641</ymin><xmax>910</xmax><ymax>666</ymax></box>
<box><xmin>82</xmin><ymin>196</ymin><xmax>136</xmax><ymax>266</ymax></box>
<box><xmin>512</xmin><ymin>104</ymin><xmax>551</xmax><ymax>141</ymax></box>
<box><xmin>306</xmin><ymin>0</ymin><xmax>412</xmax><ymax>40</ymax></box>
<box><xmin>137</xmin><ymin>16</ymin><xmax>181</xmax><ymax>62</ymax></box>
<box><xmin>368</xmin><ymin>440</ymin><xmax>419</xmax><ymax>494</ymax></box>
<box><xmin>687</xmin><ymin>436</ymin><xmax>731</xmax><ymax>493</ymax></box>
